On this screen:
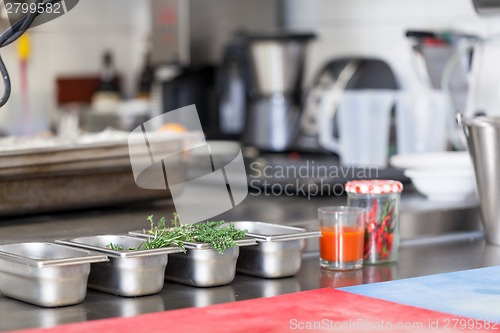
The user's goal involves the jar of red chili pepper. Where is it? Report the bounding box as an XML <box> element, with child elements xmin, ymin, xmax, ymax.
<box><xmin>345</xmin><ymin>180</ymin><xmax>403</xmax><ymax>264</ymax></box>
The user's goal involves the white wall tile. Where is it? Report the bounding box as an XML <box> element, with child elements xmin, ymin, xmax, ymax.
<box><xmin>286</xmin><ymin>0</ymin><xmax>380</xmax><ymax>27</ymax></box>
<box><xmin>38</xmin><ymin>0</ymin><xmax>136</xmax><ymax>31</ymax></box>
<box><xmin>0</xmin><ymin>0</ymin><xmax>151</xmax><ymax>134</ymax></box>
<box><xmin>429</xmin><ymin>0</ymin><xmax>477</xmax><ymax>19</ymax></box>
<box><xmin>286</xmin><ymin>0</ymin><xmax>492</xmax><ymax>92</ymax></box>
<box><xmin>375</xmin><ymin>0</ymin><xmax>430</xmax><ymax>21</ymax></box>
<box><xmin>284</xmin><ymin>0</ymin><xmax>322</xmax><ymax>25</ymax></box>
<box><xmin>485</xmin><ymin>17</ymin><xmax>500</xmax><ymax>34</ymax></box>
<box><xmin>299</xmin><ymin>25</ymin><xmax>383</xmax><ymax>83</ymax></box>
<box><xmin>316</xmin><ymin>0</ymin><xmax>381</xmax><ymax>23</ymax></box>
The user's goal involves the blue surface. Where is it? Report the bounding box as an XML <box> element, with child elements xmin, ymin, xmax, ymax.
<box><xmin>341</xmin><ymin>266</ymin><xmax>500</xmax><ymax>322</ymax></box>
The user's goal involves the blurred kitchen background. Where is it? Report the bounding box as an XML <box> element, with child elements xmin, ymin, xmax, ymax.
<box><xmin>0</xmin><ymin>0</ymin><xmax>496</xmax><ymax>137</ymax></box>
<box><xmin>0</xmin><ymin>0</ymin><xmax>499</xmax><ymax>215</ymax></box>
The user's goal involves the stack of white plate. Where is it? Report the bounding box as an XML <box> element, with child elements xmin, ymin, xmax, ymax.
<box><xmin>391</xmin><ymin>152</ymin><xmax>476</xmax><ymax>202</ymax></box>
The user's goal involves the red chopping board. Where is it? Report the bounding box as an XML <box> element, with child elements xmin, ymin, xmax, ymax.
<box><xmin>10</xmin><ymin>288</ymin><xmax>499</xmax><ymax>333</ymax></box>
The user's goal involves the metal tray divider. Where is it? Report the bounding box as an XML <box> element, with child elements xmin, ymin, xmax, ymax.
<box><xmin>224</xmin><ymin>221</ymin><xmax>322</xmax><ymax>242</ymax></box>
<box><xmin>247</xmin><ymin>231</ymin><xmax>322</xmax><ymax>242</ymax></box>
<box><xmin>0</xmin><ymin>247</ymin><xmax>108</xmax><ymax>267</ymax></box>
<box><xmin>56</xmin><ymin>239</ymin><xmax>183</xmax><ymax>258</ymax></box>
<box><xmin>182</xmin><ymin>238</ymin><xmax>257</xmax><ymax>249</ymax></box>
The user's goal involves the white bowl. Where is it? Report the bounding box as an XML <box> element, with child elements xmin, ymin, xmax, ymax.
<box><xmin>391</xmin><ymin>152</ymin><xmax>472</xmax><ymax>169</ymax></box>
<box><xmin>404</xmin><ymin>167</ymin><xmax>476</xmax><ymax>202</ymax></box>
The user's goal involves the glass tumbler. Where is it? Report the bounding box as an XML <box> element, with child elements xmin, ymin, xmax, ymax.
<box><xmin>317</xmin><ymin>206</ymin><xmax>366</xmax><ymax>270</ymax></box>
<box><xmin>346</xmin><ymin>180</ymin><xmax>403</xmax><ymax>264</ymax></box>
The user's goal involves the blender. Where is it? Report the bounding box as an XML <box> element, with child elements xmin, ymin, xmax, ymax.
<box><xmin>242</xmin><ymin>32</ymin><xmax>316</xmax><ymax>152</ymax></box>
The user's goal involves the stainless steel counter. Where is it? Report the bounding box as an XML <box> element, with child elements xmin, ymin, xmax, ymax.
<box><xmin>0</xmin><ymin>193</ymin><xmax>492</xmax><ymax>332</ymax></box>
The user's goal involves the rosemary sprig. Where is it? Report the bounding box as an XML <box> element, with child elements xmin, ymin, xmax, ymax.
<box><xmin>143</xmin><ymin>227</ymin><xmax>187</xmax><ymax>252</ymax></box>
<box><xmin>106</xmin><ymin>243</ymin><xmax>138</xmax><ymax>251</ymax></box>
<box><xmin>186</xmin><ymin>221</ymin><xmax>246</xmax><ymax>254</ymax></box>
<box><xmin>146</xmin><ymin>214</ymin><xmax>247</xmax><ymax>254</ymax></box>
<box><xmin>106</xmin><ymin>214</ymin><xmax>189</xmax><ymax>251</ymax></box>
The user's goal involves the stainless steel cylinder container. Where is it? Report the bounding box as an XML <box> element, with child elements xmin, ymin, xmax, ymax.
<box><xmin>461</xmin><ymin>115</ymin><xmax>500</xmax><ymax>244</ymax></box>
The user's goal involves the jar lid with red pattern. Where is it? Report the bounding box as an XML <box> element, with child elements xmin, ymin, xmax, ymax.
<box><xmin>345</xmin><ymin>180</ymin><xmax>403</xmax><ymax>194</ymax></box>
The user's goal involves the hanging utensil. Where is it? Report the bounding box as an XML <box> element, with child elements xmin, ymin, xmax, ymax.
<box><xmin>18</xmin><ymin>32</ymin><xmax>30</xmax><ymax>135</ymax></box>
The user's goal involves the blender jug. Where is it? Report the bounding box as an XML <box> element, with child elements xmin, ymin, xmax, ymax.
<box><xmin>406</xmin><ymin>30</ymin><xmax>478</xmax><ymax>150</ymax></box>
<box><xmin>318</xmin><ymin>90</ymin><xmax>396</xmax><ymax>167</ymax></box>
<box><xmin>243</xmin><ymin>32</ymin><xmax>316</xmax><ymax>152</ymax></box>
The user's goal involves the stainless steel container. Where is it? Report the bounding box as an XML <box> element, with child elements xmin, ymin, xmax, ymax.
<box><xmin>247</xmin><ymin>33</ymin><xmax>316</xmax><ymax>96</ymax></box>
<box><xmin>461</xmin><ymin>115</ymin><xmax>500</xmax><ymax>244</ymax></box>
<box><xmin>57</xmin><ymin>235</ymin><xmax>182</xmax><ymax>296</ymax></box>
<box><xmin>243</xmin><ymin>33</ymin><xmax>316</xmax><ymax>152</ymax></box>
<box><xmin>0</xmin><ymin>131</ymin><xmax>198</xmax><ymax>216</ymax></box>
<box><xmin>166</xmin><ymin>241</ymin><xmax>249</xmax><ymax>287</ymax></box>
<box><xmin>0</xmin><ymin>242</ymin><xmax>108</xmax><ymax>307</ymax></box>
<box><xmin>129</xmin><ymin>230</ymin><xmax>256</xmax><ymax>287</ymax></box>
<box><xmin>230</xmin><ymin>221</ymin><xmax>321</xmax><ymax>278</ymax></box>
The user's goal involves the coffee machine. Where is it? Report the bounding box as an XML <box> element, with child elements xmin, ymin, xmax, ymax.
<box><xmin>242</xmin><ymin>33</ymin><xmax>316</xmax><ymax>152</ymax></box>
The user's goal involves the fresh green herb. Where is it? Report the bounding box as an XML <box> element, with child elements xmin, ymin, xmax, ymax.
<box><xmin>146</xmin><ymin>214</ymin><xmax>247</xmax><ymax>254</ymax></box>
<box><xmin>147</xmin><ymin>214</ymin><xmax>167</xmax><ymax>230</ymax></box>
<box><xmin>106</xmin><ymin>217</ymin><xmax>188</xmax><ymax>252</ymax></box>
<box><xmin>143</xmin><ymin>227</ymin><xmax>187</xmax><ymax>252</ymax></box>
<box><xmin>171</xmin><ymin>212</ymin><xmax>181</xmax><ymax>228</ymax></box>
<box><xmin>186</xmin><ymin>221</ymin><xmax>247</xmax><ymax>254</ymax></box>
<box><xmin>106</xmin><ymin>243</ymin><xmax>138</xmax><ymax>251</ymax></box>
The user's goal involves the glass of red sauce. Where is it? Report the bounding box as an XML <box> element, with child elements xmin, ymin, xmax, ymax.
<box><xmin>317</xmin><ymin>206</ymin><xmax>366</xmax><ymax>270</ymax></box>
